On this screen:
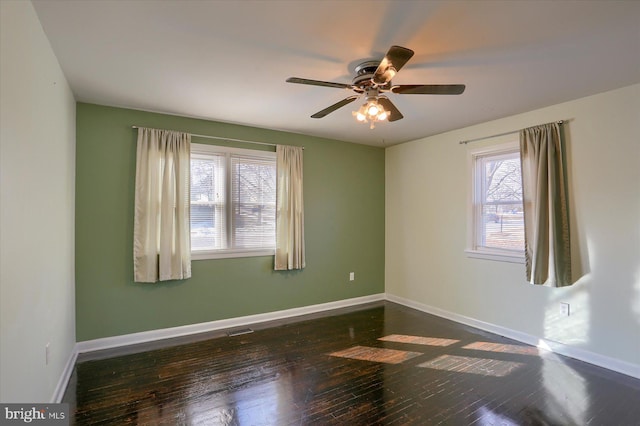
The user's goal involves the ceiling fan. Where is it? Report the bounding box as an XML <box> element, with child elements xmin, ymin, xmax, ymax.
<box><xmin>286</xmin><ymin>46</ymin><xmax>466</xmax><ymax>128</ymax></box>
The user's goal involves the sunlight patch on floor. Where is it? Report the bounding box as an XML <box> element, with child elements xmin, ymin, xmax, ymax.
<box><xmin>462</xmin><ymin>341</ymin><xmax>540</xmax><ymax>356</ymax></box>
<box><xmin>474</xmin><ymin>406</ymin><xmax>520</xmax><ymax>425</ymax></box>
<box><xmin>329</xmin><ymin>346</ymin><xmax>422</xmax><ymax>364</ymax></box>
<box><xmin>542</xmin><ymin>352</ymin><xmax>588</xmax><ymax>425</ymax></box>
<box><xmin>417</xmin><ymin>355</ymin><xmax>524</xmax><ymax>377</ymax></box>
<box><xmin>378</xmin><ymin>334</ymin><xmax>459</xmax><ymax>346</ymax></box>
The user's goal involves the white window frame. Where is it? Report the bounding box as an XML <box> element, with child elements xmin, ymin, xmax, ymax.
<box><xmin>465</xmin><ymin>140</ymin><xmax>525</xmax><ymax>264</ymax></box>
<box><xmin>190</xmin><ymin>143</ymin><xmax>276</xmax><ymax>260</ymax></box>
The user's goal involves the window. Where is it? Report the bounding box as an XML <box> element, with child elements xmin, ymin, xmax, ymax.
<box><xmin>190</xmin><ymin>143</ymin><xmax>276</xmax><ymax>259</ymax></box>
<box><xmin>467</xmin><ymin>141</ymin><xmax>525</xmax><ymax>263</ymax></box>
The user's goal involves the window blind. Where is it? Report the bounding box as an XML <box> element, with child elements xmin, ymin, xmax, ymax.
<box><xmin>190</xmin><ymin>154</ymin><xmax>226</xmax><ymax>251</ymax></box>
<box><xmin>230</xmin><ymin>155</ymin><xmax>276</xmax><ymax>249</ymax></box>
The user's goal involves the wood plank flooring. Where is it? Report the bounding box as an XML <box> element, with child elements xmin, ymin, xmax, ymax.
<box><xmin>63</xmin><ymin>302</ymin><xmax>640</xmax><ymax>425</ymax></box>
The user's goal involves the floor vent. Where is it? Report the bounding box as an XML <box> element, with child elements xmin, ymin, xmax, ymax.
<box><xmin>227</xmin><ymin>328</ymin><xmax>254</xmax><ymax>337</ymax></box>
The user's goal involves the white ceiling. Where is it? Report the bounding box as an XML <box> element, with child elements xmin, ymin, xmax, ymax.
<box><xmin>32</xmin><ymin>0</ymin><xmax>640</xmax><ymax>147</ymax></box>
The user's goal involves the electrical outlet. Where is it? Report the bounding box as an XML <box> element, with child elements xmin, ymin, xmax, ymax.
<box><xmin>349</xmin><ymin>272</ymin><xmax>355</xmax><ymax>281</ymax></box>
<box><xmin>45</xmin><ymin>343</ymin><xmax>50</xmax><ymax>365</ymax></box>
<box><xmin>560</xmin><ymin>303</ymin><xmax>570</xmax><ymax>317</ymax></box>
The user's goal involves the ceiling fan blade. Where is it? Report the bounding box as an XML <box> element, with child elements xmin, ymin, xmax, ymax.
<box><xmin>392</xmin><ymin>84</ymin><xmax>466</xmax><ymax>95</ymax></box>
<box><xmin>286</xmin><ymin>77</ymin><xmax>353</xmax><ymax>90</ymax></box>
<box><xmin>311</xmin><ymin>95</ymin><xmax>359</xmax><ymax>119</ymax></box>
<box><xmin>377</xmin><ymin>97</ymin><xmax>403</xmax><ymax>122</ymax></box>
<box><xmin>373</xmin><ymin>45</ymin><xmax>415</xmax><ymax>85</ymax></box>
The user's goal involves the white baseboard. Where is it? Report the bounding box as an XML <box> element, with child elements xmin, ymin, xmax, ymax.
<box><xmin>51</xmin><ymin>345</ymin><xmax>78</xmax><ymax>403</ymax></box>
<box><xmin>386</xmin><ymin>293</ymin><xmax>640</xmax><ymax>380</ymax></box>
<box><xmin>55</xmin><ymin>290</ymin><xmax>637</xmax><ymax>403</ymax></box>
<box><xmin>76</xmin><ymin>294</ymin><xmax>385</xmax><ymax>354</ymax></box>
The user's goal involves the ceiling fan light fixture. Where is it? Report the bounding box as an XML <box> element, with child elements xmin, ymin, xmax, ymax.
<box><xmin>366</xmin><ymin>102</ymin><xmax>380</xmax><ymax>117</ymax></box>
<box><xmin>353</xmin><ymin>97</ymin><xmax>388</xmax><ymax>129</ymax></box>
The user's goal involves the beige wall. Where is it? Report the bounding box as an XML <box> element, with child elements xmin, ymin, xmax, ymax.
<box><xmin>0</xmin><ymin>0</ymin><xmax>76</xmax><ymax>402</ymax></box>
<box><xmin>386</xmin><ymin>84</ymin><xmax>640</xmax><ymax>371</ymax></box>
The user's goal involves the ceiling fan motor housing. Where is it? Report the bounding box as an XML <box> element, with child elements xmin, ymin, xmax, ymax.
<box><xmin>353</xmin><ymin>61</ymin><xmax>392</xmax><ymax>91</ymax></box>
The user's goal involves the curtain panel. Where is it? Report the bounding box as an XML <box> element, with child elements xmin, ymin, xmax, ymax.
<box><xmin>275</xmin><ymin>145</ymin><xmax>305</xmax><ymax>270</ymax></box>
<box><xmin>520</xmin><ymin>123</ymin><xmax>572</xmax><ymax>287</ymax></box>
<box><xmin>134</xmin><ymin>128</ymin><xmax>191</xmax><ymax>282</ymax></box>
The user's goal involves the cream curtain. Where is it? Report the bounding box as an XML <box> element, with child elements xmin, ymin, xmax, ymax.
<box><xmin>134</xmin><ymin>128</ymin><xmax>191</xmax><ymax>282</ymax></box>
<box><xmin>275</xmin><ymin>145</ymin><xmax>305</xmax><ymax>270</ymax></box>
<box><xmin>520</xmin><ymin>123</ymin><xmax>571</xmax><ymax>287</ymax></box>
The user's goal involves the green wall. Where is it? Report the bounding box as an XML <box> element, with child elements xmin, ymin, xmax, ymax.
<box><xmin>76</xmin><ymin>103</ymin><xmax>385</xmax><ymax>341</ymax></box>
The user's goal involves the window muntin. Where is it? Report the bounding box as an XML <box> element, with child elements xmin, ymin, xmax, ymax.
<box><xmin>190</xmin><ymin>144</ymin><xmax>276</xmax><ymax>259</ymax></box>
<box><xmin>468</xmin><ymin>142</ymin><xmax>525</xmax><ymax>262</ymax></box>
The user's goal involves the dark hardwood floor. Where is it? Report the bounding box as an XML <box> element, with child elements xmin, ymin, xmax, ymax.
<box><xmin>63</xmin><ymin>302</ymin><xmax>640</xmax><ymax>425</ymax></box>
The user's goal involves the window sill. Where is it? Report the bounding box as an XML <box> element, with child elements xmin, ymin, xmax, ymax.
<box><xmin>464</xmin><ymin>249</ymin><xmax>525</xmax><ymax>264</ymax></box>
<box><xmin>192</xmin><ymin>249</ymin><xmax>275</xmax><ymax>261</ymax></box>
